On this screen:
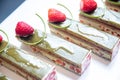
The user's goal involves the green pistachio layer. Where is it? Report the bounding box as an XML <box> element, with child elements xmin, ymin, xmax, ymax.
<box><xmin>0</xmin><ymin>42</ymin><xmax>53</xmax><ymax>79</ymax></box>
<box><xmin>107</xmin><ymin>0</ymin><xmax>120</xmax><ymax>6</ymax></box>
<box><xmin>0</xmin><ymin>73</ymin><xmax>11</xmax><ymax>80</ymax></box>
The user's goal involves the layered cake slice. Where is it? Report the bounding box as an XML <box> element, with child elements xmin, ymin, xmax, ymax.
<box><xmin>105</xmin><ymin>0</ymin><xmax>120</xmax><ymax>12</ymax></box>
<box><xmin>0</xmin><ymin>73</ymin><xmax>12</xmax><ymax>80</ymax></box>
<box><xmin>48</xmin><ymin>18</ymin><xmax>120</xmax><ymax>61</ymax></box>
<box><xmin>47</xmin><ymin>7</ymin><xmax>120</xmax><ymax>61</ymax></box>
<box><xmin>0</xmin><ymin>30</ymin><xmax>56</xmax><ymax>80</ymax></box>
<box><xmin>79</xmin><ymin>0</ymin><xmax>120</xmax><ymax>38</ymax></box>
<box><xmin>15</xmin><ymin>21</ymin><xmax>92</xmax><ymax>75</ymax></box>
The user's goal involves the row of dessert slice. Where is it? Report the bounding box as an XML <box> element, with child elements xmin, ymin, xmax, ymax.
<box><xmin>9</xmin><ymin>0</ymin><xmax>120</xmax><ymax>76</ymax></box>
<box><xmin>0</xmin><ymin>30</ymin><xmax>56</xmax><ymax>80</ymax></box>
<box><xmin>1</xmin><ymin>0</ymin><xmax>120</xmax><ymax>78</ymax></box>
<box><xmin>13</xmin><ymin>0</ymin><xmax>120</xmax><ymax>75</ymax></box>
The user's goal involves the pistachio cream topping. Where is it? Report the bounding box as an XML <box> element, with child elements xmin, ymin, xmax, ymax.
<box><xmin>0</xmin><ymin>76</ymin><xmax>9</xmax><ymax>80</ymax></box>
<box><xmin>6</xmin><ymin>47</ymin><xmax>39</xmax><ymax>69</ymax></box>
<box><xmin>107</xmin><ymin>0</ymin><xmax>120</xmax><ymax>6</ymax></box>
<box><xmin>37</xmin><ymin>31</ymin><xmax>89</xmax><ymax>64</ymax></box>
<box><xmin>80</xmin><ymin>7</ymin><xmax>105</xmax><ymax>18</ymax></box>
<box><xmin>67</xmin><ymin>19</ymin><xmax>119</xmax><ymax>49</ymax></box>
<box><xmin>49</xmin><ymin>19</ymin><xmax>71</xmax><ymax>29</ymax></box>
<box><xmin>0</xmin><ymin>74</ymin><xmax>10</xmax><ymax>80</ymax></box>
<box><xmin>0</xmin><ymin>76</ymin><xmax>7</xmax><ymax>80</ymax></box>
<box><xmin>0</xmin><ymin>41</ymin><xmax>8</xmax><ymax>53</ymax></box>
<box><xmin>101</xmin><ymin>8</ymin><xmax>120</xmax><ymax>23</ymax></box>
<box><xmin>1</xmin><ymin>46</ymin><xmax>53</xmax><ymax>78</ymax></box>
<box><xmin>16</xmin><ymin>30</ymin><xmax>43</xmax><ymax>45</ymax></box>
<box><xmin>76</xmin><ymin>23</ymin><xmax>108</xmax><ymax>41</ymax></box>
<box><xmin>0</xmin><ymin>73</ymin><xmax>12</xmax><ymax>80</ymax></box>
<box><xmin>0</xmin><ymin>30</ymin><xmax>9</xmax><ymax>53</ymax></box>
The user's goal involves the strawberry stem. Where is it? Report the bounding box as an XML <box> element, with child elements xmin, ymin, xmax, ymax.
<box><xmin>0</xmin><ymin>29</ymin><xmax>9</xmax><ymax>53</ymax></box>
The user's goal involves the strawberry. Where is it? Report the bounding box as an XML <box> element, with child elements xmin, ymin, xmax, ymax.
<box><xmin>48</xmin><ymin>8</ymin><xmax>66</xmax><ymax>23</ymax></box>
<box><xmin>15</xmin><ymin>21</ymin><xmax>34</xmax><ymax>37</ymax></box>
<box><xmin>0</xmin><ymin>35</ymin><xmax>3</xmax><ymax>43</ymax></box>
<box><xmin>80</xmin><ymin>0</ymin><xmax>97</xmax><ymax>13</ymax></box>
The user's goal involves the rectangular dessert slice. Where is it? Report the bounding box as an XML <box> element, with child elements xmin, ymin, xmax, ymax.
<box><xmin>48</xmin><ymin>18</ymin><xmax>120</xmax><ymax>61</ymax></box>
<box><xmin>79</xmin><ymin>6</ymin><xmax>120</xmax><ymax>38</ymax></box>
<box><xmin>0</xmin><ymin>41</ymin><xmax>56</xmax><ymax>80</ymax></box>
<box><xmin>16</xmin><ymin>30</ymin><xmax>92</xmax><ymax>75</ymax></box>
<box><xmin>0</xmin><ymin>73</ymin><xmax>12</xmax><ymax>80</ymax></box>
<box><xmin>105</xmin><ymin>0</ymin><xmax>120</xmax><ymax>12</ymax></box>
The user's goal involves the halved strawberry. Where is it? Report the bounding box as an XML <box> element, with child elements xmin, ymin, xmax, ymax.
<box><xmin>80</xmin><ymin>0</ymin><xmax>97</xmax><ymax>13</ymax></box>
<box><xmin>48</xmin><ymin>8</ymin><xmax>66</xmax><ymax>23</ymax></box>
<box><xmin>15</xmin><ymin>21</ymin><xmax>34</xmax><ymax>37</ymax></box>
<box><xmin>0</xmin><ymin>35</ymin><xmax>3</xmax><ymax>43</ymax></box>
